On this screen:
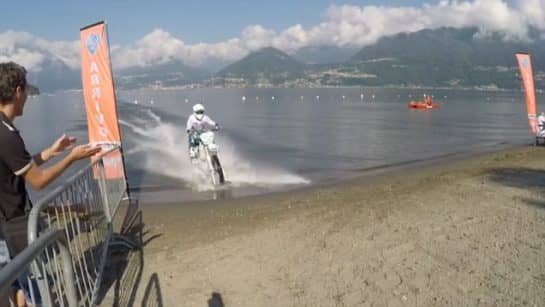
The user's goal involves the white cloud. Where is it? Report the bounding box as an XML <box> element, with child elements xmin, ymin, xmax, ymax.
<box><xmin>0</xmin><ymin>30</ymin><xmax>79</xmax><ymax>71</ymax></box>
<box><xmin>109</xmin><ymin>0</ymin><xmax>545</xmax><ymax>68</ymax></box>
<box><xmin>518</xmin><ymin>0</ymin><xmax>545</xmax><ymax>31</ymax></box>
<box><xmin>112</xmin><ymin>29</ymin><xmax>248</xmax><ymax>69</ymax></box>
<box><xmin>1</xmin><ymin>0</ymin><xmax>545</xmax><ymax>71</ymax></box>
<box><xmin>424</xmin><ymin>0</ymin><xmax>527</xmax><ymax>39</ymax></box>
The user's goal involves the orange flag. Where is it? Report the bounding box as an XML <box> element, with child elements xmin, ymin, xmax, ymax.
<box><xmin>515</xmin><ymin>53</ymin><xmax>538</xmax><ymax>134</ymax></box>
<box><xmin>80</xmin><ymin>21</ymin><xmax>125</xmax><ymax>179</ymax></box>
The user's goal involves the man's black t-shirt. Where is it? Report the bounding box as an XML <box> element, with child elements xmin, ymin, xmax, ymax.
<box><xmin>0</xmin><ymin>111</ymin><xmax>32</xmax><ymax>221</ymax></box>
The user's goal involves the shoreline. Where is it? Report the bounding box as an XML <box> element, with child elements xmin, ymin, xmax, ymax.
<box><xmin>102</xmin><ymin>145</ymin><xmax>545</xmax><ymax>306</ymax></box>
<box><xmin>53</xmin><ymin>84</ymin><xmax>531</xmax><ymax>95</ymax></box>
<box><xmin>127</xmin><ymin>84</ymin><xmax>526</xmax><ymax>93</ymax></box>
<box><xmin>135</xmin><ymin>141</ymin><xmax>529</xmax><ymax>207</ymax></box>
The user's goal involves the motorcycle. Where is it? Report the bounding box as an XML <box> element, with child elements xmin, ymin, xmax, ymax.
<box><xmin>189</xmin><ymin>130</ymin><xmax>225</xmax><ymax>185</ymax></box>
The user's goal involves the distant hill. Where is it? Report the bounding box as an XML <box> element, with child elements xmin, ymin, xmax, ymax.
<box><xmin>216</xmin><ymin>47</ymin><xmax>305</xmax><ymax>86</ymax></box>
<box><xmin>115</xmin><ymin>60</ymin><xmax>210</xmax><ymax>89</ymax></box>
<box><xmin>292</xmin><ymin>45</ymin><xmax>360</xmax><ymax>64</ymax></box>
<box><xmin>26</xmin><ymin>84</ymin><xmax>39</xmax><ymax>95</ymax></box>
<box><xmin>27</xmin><ymin>58</ymin><xmax>81</xmax><ymax>93</ymax></box>
<box><xmin>345</xmin><ymin>27</ymin><xmax>545</xmax><ymax>89</ymax></box>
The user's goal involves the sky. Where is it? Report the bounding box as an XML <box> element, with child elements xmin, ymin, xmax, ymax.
<box><xmin>3</xmin><ymin>0</ymin><xmax>429</xmax><ymax>44</ymax></box>
<box><xmin>0</xmin><ymin>0</ymin><xmax>543</xmax><ymax>71</ymax></box>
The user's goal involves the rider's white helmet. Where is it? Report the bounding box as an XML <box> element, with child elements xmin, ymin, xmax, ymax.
<box><xmin>193</xmin><ymin>103</ymin><xmax>205</xmax><ymax>120</ymax></box>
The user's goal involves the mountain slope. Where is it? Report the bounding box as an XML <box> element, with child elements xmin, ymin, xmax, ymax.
<box><xmin>217</xmin><ymin>47</ymin><xmax>305</xmax><ymax>84</ymax></box>
<box><xmin>292</xmin><ymin>45</ymin><xmax>359</xmax><ymax>64</ymax></box>
<box><xmin>27</xmin><ymin>58</ymin><xmax>81</xmax><ymax>92</ymax></box>
<box><xmin>347</xmin><ymin>27</ymin><xmax>545</xmax><ymax>88</ymax></box>
<box><xmin>115</xmin><ymin>60</ymin><xmax>209</xmax><ymax>89</ymax></box>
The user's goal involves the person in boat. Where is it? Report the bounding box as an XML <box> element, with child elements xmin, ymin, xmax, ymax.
<box><xmin>537</xmin><ymin>112</ymin><xmax>545</xmax><ymax>137</ymax></box>
<box><xmin>186</xmin><ymin>103</ymin><xmax>220</xmax><ymax>159</ymax></box>
<box><xmin>424</xmin><ymin>94</ymin><xmax>432</xmax><ymax>106</ymax></box>
<box><xmin>0</xmin><ymin>62</ymin><xmax>101</xmax><ymax>306</ymax></box>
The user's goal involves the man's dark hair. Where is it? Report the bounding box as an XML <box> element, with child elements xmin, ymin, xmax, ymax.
<box><xmin>0</xmin><ymin>62</ymin><xmax>27</xmax><ymax>103</ymax></box>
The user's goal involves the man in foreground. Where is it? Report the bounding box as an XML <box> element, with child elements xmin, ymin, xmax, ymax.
<box><xmin>0</xmin><ymin>62</ymin><xmax>101</xmax><ymax>306</ymax></box>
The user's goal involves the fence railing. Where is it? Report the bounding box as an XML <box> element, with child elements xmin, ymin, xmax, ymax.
<box><xmin>0</xmin><ymin>229</ymin><xmax>77</xmax><ymax>306</ymax></box>
<box><xmin>25</xmin><ymin>145</ymin><xmax>128</xmax><ymax>306</ymax></box>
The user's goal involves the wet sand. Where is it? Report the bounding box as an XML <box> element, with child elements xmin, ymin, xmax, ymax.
<box><xmin>101</xmin><ymin>146</ymin><xmax>545</xmax><ymax>306</ymax></box>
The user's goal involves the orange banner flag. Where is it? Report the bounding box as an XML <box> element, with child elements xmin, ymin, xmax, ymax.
<box><xmin>80</xmin><ymin>21</ymin><xmax>125</xmax><ymax>179</ymax></box>
<box><xmin>515</xmin><ymin>53</ymin><xmax>538</xmax><ymax>134</ymax></box>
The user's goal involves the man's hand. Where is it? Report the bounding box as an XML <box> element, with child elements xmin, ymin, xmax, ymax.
<box><xmin>49</xmin><ymin>134</ymin><xmax>77</xmax><ymax>157</ymax></box>
<box><xmin>68</xmin><ymin>144</ymin><xmax>102</xmax><ymax>162</ymax></box>
<box><xmin>25</xmin><ymin>144</ymin><xmax>102</xmax><ymax>191</ymax></box>
<box><xmin>35</xmin><ymin>134</ymin><xmax>77</xmax><ymax>165</ymax></box>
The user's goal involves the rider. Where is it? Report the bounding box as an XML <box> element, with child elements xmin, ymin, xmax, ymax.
<box><xmin>537</xmin><ymin>112</ymin><xmax>545</xmax><ymax>137</ymax></box>
<box><xmin>424</xmin><ymin>94</ymin><xmax>432</xmax><ymax>106</ymax></box>
<box><xmin>186</xmin><ymin>103</ymin><xmax>219</xmax><ymax>159</ymax></box>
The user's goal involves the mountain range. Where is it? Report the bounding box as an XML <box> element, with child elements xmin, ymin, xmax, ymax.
<box><xmin>216</xmin><ymin>27</ymin><xmax>545</xmax><ymax>89</ymax></box>
<box><xmin>26</xmin><ymin>27</ymin><xmax>545</xmax><ymax>92</ymax></box>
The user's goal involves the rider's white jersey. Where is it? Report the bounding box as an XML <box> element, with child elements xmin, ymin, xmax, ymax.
<box><xmin>538</xmin><ymin>114</ymin><xmax>545</xmax><ymax>130</ymax></box>
<box><xmin>538</xmin><ymin>114</ymin><xmax>545</xmax><ymax>137</ymax></box>
<box><xmin>186</xmin><ymin>114</ymin><xmax>217</xmax><ymax>133</ymax></box>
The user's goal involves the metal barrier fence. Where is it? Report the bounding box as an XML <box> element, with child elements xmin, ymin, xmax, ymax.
<box><xmin>26</xmin><ymin>146</ymin><xmax>128</xmax><ymax>306</ymax></box>
<box><xmin>0</xmin><ymin>229</ymin><xmax>77</xmax><ymax>306</ymax></box>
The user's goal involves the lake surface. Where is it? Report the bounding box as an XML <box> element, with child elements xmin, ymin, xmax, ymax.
<box><xmin>17</xmin><ymin>87</ymin><xmax>538</xmax><ymax>204</ymax></box>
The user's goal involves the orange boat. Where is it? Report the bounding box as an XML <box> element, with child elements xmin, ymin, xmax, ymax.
<box><xmin>407</xmin><ymin>100</ymin><xmax>440</xmax><ymax>109</ymax></box>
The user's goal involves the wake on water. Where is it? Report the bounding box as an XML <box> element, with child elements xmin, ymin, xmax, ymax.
<box><xmin>120</xmin><ymin>108</ymin><xmax>309</xmax><ymax>192</ymax></box>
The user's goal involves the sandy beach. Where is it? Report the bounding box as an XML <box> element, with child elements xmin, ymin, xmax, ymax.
<box><xmin>100</xmin><ymin>146</ymin><xmax>545</xmax><ymax>306</ymax></box>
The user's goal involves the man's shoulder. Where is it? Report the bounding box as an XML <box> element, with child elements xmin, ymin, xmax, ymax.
<box><xmin>0</xmin><ymin>120</ymin><xmax>19</xmax><ymax>139</ymax></box>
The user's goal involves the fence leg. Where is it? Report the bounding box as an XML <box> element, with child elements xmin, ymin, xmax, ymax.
<box><xmin>109</xmin><ymin>234</ymin><xmax>139</xmax><ymax>250</ymax></box>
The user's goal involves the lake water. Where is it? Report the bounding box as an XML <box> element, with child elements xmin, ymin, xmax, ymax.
<box><xmin>17</xmin><ymin>87</ymin><xmax>538</xmax><ymax>204</ymax></box>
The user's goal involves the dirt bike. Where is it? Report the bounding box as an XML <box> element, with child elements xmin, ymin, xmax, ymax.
<box><xmin>189</xmin><ymin>130</ymin><xmax>225</xmax><ymax>185</ymax></box>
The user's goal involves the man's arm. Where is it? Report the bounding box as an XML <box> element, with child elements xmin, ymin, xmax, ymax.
<box><xmin>24</xmin><ymin>144</ymin><xmax>101</xmax><ymax>190</ymax></box>
<box><xmin>32</xmin><ymin>147</ymin><xmax>53</xmax><ymax>166</ymax></box>
<box><xmin>33</xmin><ymin>134</ymin><xmax>77</xmax><ymax>166</ymax></box>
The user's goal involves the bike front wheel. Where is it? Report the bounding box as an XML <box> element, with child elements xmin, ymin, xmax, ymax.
<box><xmin>210</xmin><ymin>155</ymin><xmax>225</xmax><ymax>184</ymax></box>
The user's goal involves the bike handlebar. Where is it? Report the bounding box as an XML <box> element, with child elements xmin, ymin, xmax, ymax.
<box><xmin>188</xmin><ymin>126</ymin><xmax>220</xmax><ymax>134</ymax></box>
